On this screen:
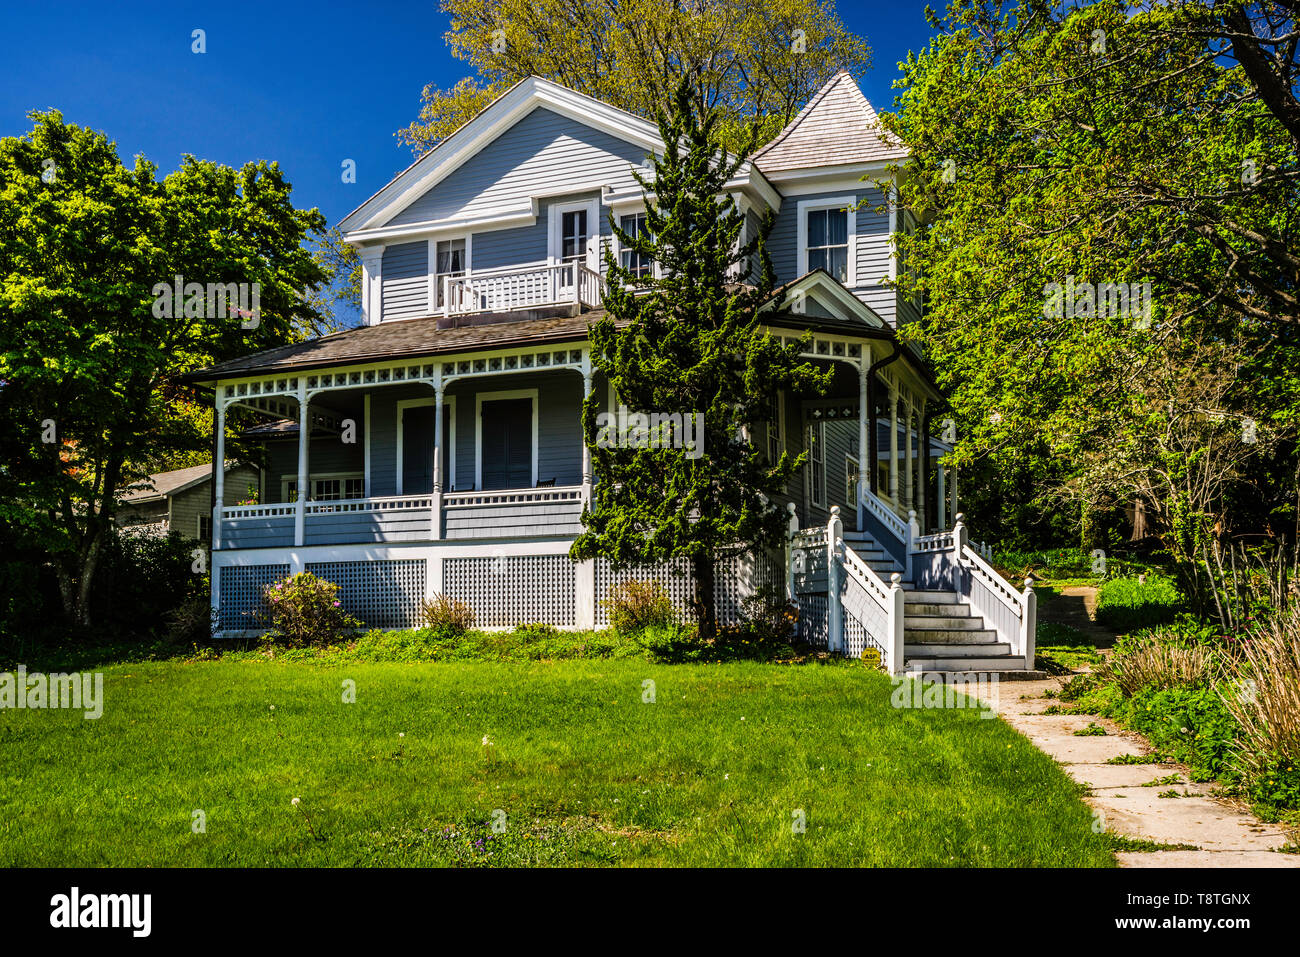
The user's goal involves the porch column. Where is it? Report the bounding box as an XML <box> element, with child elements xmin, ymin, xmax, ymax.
<box><xmin>431</xmin><ymin>382</ymin><xmax>444</xmax><ymax>540</ymax></box>
<box><xmin>937</xmin><ymin>465</ymin><xmax>948</xmax><ymax>530</ymax></box>
<box><xmin>295</xmin><ymin>383</ymin><xmax>308</xmax><ymax>547</ymax></box>
<box><xmin>919</xmin><ymin>407</ymin><xmax>930</xmax><ymax>532</ymax></box>
<box><xmin>212</xmin><ymin>400</ymin><xmax>226</xmax><ymax>549</ymax></box>
<box><xmin>857</xmin><ymin>364</ymin><xmax>869</xmax><ymax>502</ymax></box>
<box><xmin>951</xmin><ymin>467</ymin><xmax>959</xmax><ymax>519</ymax></box>
<box><xmin>904</xmin><ymin>397</ymin><xmax>915</xmax><ymax>510</ymax></box>
<box><xmin>580</xmin><ymin>361</ymin><xmax>594</xmax><ymax>504</ymax></box>
<box><xmin>888</xmin><ymin>386</ymin><xmax>900</xmax><ymax>503</ymax></box>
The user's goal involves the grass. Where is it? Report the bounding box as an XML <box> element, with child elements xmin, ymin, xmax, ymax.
<box><xmin>0</xmin><ymin>658</ymin><xmax>1115</xmax><ymax>867</ymax></box>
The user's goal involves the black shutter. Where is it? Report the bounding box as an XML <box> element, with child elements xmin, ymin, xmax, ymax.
<box><xmin>481</xmin><ymin>398</ymin><xmax>533</xmax><ymax>490</ymax></box>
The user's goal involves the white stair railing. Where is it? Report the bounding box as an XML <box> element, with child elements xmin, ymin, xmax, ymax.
<box><xmin>952</xmin><ymin>515</ymin><xmax>1037</xmax><ymax>663</ymax></box>
<box><xmin>826</xmin><ymin>506</ymin><xmax>906</xmax><ymax>674</ymax></box>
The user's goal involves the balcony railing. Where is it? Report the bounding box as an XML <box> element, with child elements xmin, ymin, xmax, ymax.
<box><xmin>442</xmin><ymin>262</ymin><xmax>603</xmax><ymax>316</ymax></box>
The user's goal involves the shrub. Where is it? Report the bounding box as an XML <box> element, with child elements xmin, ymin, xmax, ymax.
<box><xmin>419</xmin><ymin>594</ymin><xmax>475</xmax><ymax>636</ymax></box>
<box><xmin>259</xmin><ymin>572</ymin><xmax>361</xmax><ymax>647</ymax></box>
<box><xmin>1125</xmin><ymin>684</ymin><xmax>1239</xmax><ymax>782</ymax></box>
<box><xmin>605</xmin><ymin>579</ymin><xmax>677</xmax><ymax>635</ymax></box>
<box><xmin>1220</xmin><ymin>608</ymin><xmax>1300</xmax><ymax>813</ymax></box>
<box><xmin>739</xmin><ymin>587</ymin><xmax>798</xmax><ymax>645</ymax></box>
<box><xmin>1095</xmin><ymin>574</ymin><xmax>1183</xmax><ymax>631</ymax></box>
<box><xmin>1104</xmin><ymin>631</ymin><xmax>1215</xmax><ymax>696</ymax></box>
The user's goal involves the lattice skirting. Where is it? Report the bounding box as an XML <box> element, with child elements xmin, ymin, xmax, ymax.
<box><xmin>217</xmin><ymin>563</ymin><xmax>291</xmax><ymax>631</ymax></box>
<box><xmin>594</xmin><ymin>553</ymin><xmax>780</xmax><ymax>627</ymax></box>
<box><xmin>797</xmin><ymin>594</ymin><xmax>829</xmax><ymax>649</ymax></box>
<box><xmin>305</xmin><ymin>559</ymin><xmax>426</xmax><ymax>629</ymax></box>
<box><xmin>443</xmin><ymin>554</ymin><xmax>577</xmax><ymax>628</ymax></box>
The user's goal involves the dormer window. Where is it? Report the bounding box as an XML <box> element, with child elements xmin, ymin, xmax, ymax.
<box><xmin>797</xmin><ymin>196</ymin><xmax>857</xmax><ymax>285</ymax></box>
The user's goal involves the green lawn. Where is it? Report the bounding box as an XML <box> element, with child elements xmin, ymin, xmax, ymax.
<box><xmin>0</xmin><ymin>659</ymin><xmax>1115</xmax><ymax>866</ymax></box>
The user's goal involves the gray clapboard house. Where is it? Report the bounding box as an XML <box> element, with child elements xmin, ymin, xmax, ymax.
<box><xmin>187</xmin><ymin>72</ymin><xmax>1035</xmax><ymax>673</ymax></box>
<box><xmin>118</xmin><ymin>462</ymin><xmax>260</xmax><ymax>540</ymax></box>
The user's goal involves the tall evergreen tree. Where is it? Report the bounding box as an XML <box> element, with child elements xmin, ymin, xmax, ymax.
<box><xmin>571</xmin><ymin>80</ymin><xmax>828</xmax><ymax>639</ymax></box>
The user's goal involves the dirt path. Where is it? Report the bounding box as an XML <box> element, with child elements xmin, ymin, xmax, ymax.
<box><xmin>996</xmin><ymin>585</ymin><xmax>1298</xmax><ymax>867</ymax></box>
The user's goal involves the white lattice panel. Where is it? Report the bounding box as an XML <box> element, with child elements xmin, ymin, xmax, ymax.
<box><xmin>595</xmin><ymin>553</ymin><xmax>780</xmax><ymax>627</ymax></box>
<box><xmin>305</xmin><ymin>559</ymin><xmax>426</xmax><ymax>629</ymax></box>
<box><xmin>218</xmin><ymin>563</ymin><xmax>290</xmax><ymax>631</ymax></box>
<box><xmin>797</xmin><ymin>594</ymin><xmax>828</xmax><ymax>648</ymax></box>
<box><xmin>443</xmin><ymin>554</ymin><xmax>576</xmax><ymax>627</ymax></box>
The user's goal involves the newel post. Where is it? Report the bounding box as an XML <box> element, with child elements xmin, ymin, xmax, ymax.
<box><xmin>1020</xmin><ymin>576</ymin><xmax>1037</xmax><ymax>666</ymax></box>
<box><xmin>951</xmin><ymin>512</ymin><xmax>967</xmax><ymax>591</ymax></box>
<box><xmin>889</xmin><ymin>572</ymin><xmax>905</xmax><ymax>675</ymax></box>
<box><xmin>785</xmin><ymin>501</ymin><xmax>799</xmax><ymax>602</ymax></box>
<box><xmin>827</xmin><ymin>505</ymin><xmax>844</xmax><ymax>654</ymax></box>
<box><xmin>905</xmin><ymin>507</ymin><xmax>919</xmax><ymax>582</ymax></box>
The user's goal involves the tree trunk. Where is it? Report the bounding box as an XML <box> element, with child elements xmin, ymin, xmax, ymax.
<box><xmin>691</xmin><ymin>553</ymin><xmax>718</xmax><ymax>642</ymax></box>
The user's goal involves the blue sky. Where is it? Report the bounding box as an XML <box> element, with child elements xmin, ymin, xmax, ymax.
<box><xmin>1</xmin><ymin>0</ymin><xmax>936</xmax><ymax>229</ymax></box>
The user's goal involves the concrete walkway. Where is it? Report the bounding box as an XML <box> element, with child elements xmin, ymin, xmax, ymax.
<box><xmin>1002</xmin><ymin>679</ymin><xmax>1298</xmax><ymax>867</ymax></box>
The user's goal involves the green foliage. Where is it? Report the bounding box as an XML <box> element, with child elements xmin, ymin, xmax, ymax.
<box><xmin>573</xmin><ymin>80</ymin><xmax>828</xmax><ymax>636</ymax></box>
<box><xmin>0</xmin><ymin>110</ymin><xmax>329</xmax><ymax>627</ymax></box>
<box><xmin>1095</xmin><ymin>575</ymin><xmax>1183</xmax><ymax>631</ymax></box>
<box><xmin>259</xmin><ymin>572</ymin><xmax>361</xmax><ymax>648</ymax></box>
<box><xmin>398</xmin><ymin>0</ymin><xmax>871</xmax><ymax>155</ymax></box>
<box><xmin>1123</xmin><ymin>685</ymin><xmax>1239</xmax><ymax>783</ymax></box>
<box><xmin>884</xmin><ymin>0</ymin><xmax>1300</xmax><ymax>557</ymax></box>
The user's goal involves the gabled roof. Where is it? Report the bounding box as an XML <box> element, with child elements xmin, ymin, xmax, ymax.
<box><xmin>753</xmin><ymin>71</ymin><xmax>908</xmax><ymax>176</ymax></box>
<box><xmin>120</xmin><ymin>462</ymin><xmax>240</xmax><ymax>503</ymax></box>
<box><xmin>339</xmin><ymin>75</ymin><xmax>780</xmax><ymax>238</ymax></box>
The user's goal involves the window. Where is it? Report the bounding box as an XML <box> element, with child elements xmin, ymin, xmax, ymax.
<box><xmin>619</xmin><ymin>213</ymin><xmax>652</xmax><ymax>278</ymax></box>
<box><xmin>846</xmin><ymin>455</ymin><xmax>860</xmax><ymax>505</ymax></box>
<box><xmin>434</xmin><ymin>237</ymin><xmax>466</xmax><ymax>308</ymax></box>
<box><xmin>767</xmin><ymin>392</ymin><xmax>784</xmax><ymax>463</ymax></box>
<box><xmin>283</xmin><ymin>474</ymin><xmax>365</xmax><ymax>502</ymax></box>
<box><xmin>808</xmin><ymin>421</ymin><xmax>826</xmax><ymax>508</ymax></box>
<box><xmin>198</xmin><ymin>515</ymin><xmax>211</xmax><ymax>543</ymax></box>
<box><xmin>561</xmin><ymin>210</ymin><xmax>588</xmax><ymax>266</ymax></box>
<box><xmin>806</xmin><ymin>207</ymin><xmax>849</xmax><ymax>282</ymax></box>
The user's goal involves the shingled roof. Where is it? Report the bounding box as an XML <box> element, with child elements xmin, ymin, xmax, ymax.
<box><xmin>753</xmin><ymin>71</ymin><xmax>908</xmax><ymax>175</ymax></box>
<box><xmin>185</xmin><ymin>307</ymin><xmax>600</xmax><ymax>383</ymax></box>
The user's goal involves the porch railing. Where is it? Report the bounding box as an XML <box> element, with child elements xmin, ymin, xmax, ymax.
<box><xmin>442</xmin><ymin>262</ymin><xmax>603</xmax><ymax>316</ymax></box>
<box><xmin>443</xmin><ymin>485</ymin><xmax>585</xmax><ymax>509</ymax></box>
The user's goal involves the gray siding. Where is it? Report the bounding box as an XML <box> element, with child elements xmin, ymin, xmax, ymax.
<box><xmin>381</xmin><ymin>241</ymin><xmax>429</xmax><ymax>320</ymax></box>
<box><xmin>768</xmin><ymin>187</ymin><xmax>897</xmax><ymax>325</ymax></box>
<box><xmin>170</xmin><ymin>465</ymin><xmax>259</xmax><ymax>539</ymax></box>
<box><xmin>265</xmin><ymin>439</ymin><xmax>365</xmax><ymax>503</ymax></box>
<box><xmin>388</xmin><ymin>107</ymin><xmax>647</xmax><ymax>226</ymax></box>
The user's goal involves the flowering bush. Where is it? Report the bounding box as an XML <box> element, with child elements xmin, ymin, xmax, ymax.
<box><xmin>259</xmin><ymin>572</ymin><xmax>360</xmax><ymax>647</ymax></box>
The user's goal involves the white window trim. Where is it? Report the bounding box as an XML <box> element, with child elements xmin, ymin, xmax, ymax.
<box><xmin>396</xmin><ymin>396</ymin><xmax>457</xmax><ymax>495</ymax></box>
<box><xmin>797</xmin><ymin>195</ymin><xmax>857</xmax><ymax>285</ymax></box>
<box><xmin>888</xmin><ymin>183</ymin><xmax>899</xmax><ymax>282</ymax></box>
<box><xmin>548</xmin><ymin>198</ymin><xmax>601</xmax><ymax>272</ymax></box>
<box><xmin>807</xmin><ymin>420</ymin><xmax>827</xmax><ymax>510</ymax></box>
<box><xmin>475</xmin><ymin>388</ymin><xmax>540</xmax><ymax>490</ymax></box>
<box><xmin>197</xmin><ymin>513</ymin><xmax>211</xmax><ymax>542</ymax></box>
<box><xmin>428</xmin><ymin>234</ymin><xmax>472</xmax><ymax>312</ymax></box>
<box><xmin>768</xmin><ymin>389</ymin><xmax>785</xmax><ymax>463</ymax></box>
<box><xmin>279</xmin><ymin>472</ymin><xmax>366</xmax><ymax>502</ymax></box>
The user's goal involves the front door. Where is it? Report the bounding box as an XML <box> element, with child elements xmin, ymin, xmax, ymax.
<box><xmin>401</xmin><ymin>405</ymin><xmax>436</xmax><ymax>494</ymax></box>
<box><xmin>480</xmin><ymin>398</ymin><xmax>533</xmax><ymax>490</ymax></box>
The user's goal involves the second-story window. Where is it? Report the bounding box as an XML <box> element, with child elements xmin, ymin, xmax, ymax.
<box><xmin>561</xmin><ymin>210</ymin><xmax>588</xmax><ymax>267</ymax></box>
<box><xmin>434</xmin><ymin>238</ymin><xmax>466</xmax><ymax>308</ymax></box>
<box><xmin>806</xmin><ymin>207</ymin><xmax>849</xmax><ymax>282</ymax></box>
<box><xmin>618</xmin><ymin>213</ymin><xmax>652</xmax><ymax>278</ymax></box>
